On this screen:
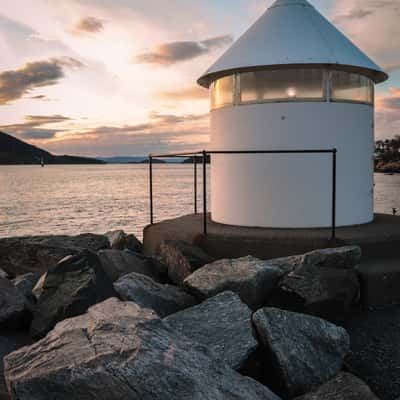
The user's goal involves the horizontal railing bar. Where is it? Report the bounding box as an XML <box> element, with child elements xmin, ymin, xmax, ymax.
<box><xmin>150</xmin><ymin>151</ymin><xmax>203</xmax><ymax>158</ymax></box>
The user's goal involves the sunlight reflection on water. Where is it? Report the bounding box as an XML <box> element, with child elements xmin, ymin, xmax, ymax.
<box><xmin>0</xmin><ymin>165</ymin><xmax>398</xmax><ymax>239</ymax></box>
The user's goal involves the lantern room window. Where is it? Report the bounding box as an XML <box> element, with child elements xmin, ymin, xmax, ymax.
<box><xmin>210</xmin><ymin>68</ymin><xmax>374</xmax><ymax>110</ymax></box>
<box><xmin>239</xmin><ymin>69</ymin><xmax>325</xmax><ymax>103</ymax></box>
<box><xmin>330</xmin><ymin>71</ymin><xmax>374</xmax><ymax>104</ymax></box>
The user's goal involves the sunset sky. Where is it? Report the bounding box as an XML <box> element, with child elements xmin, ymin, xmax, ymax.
<box><xmin>0</xmin><ymin>0</ymin><xmax>399</xmax><ymax>157</ymax></box>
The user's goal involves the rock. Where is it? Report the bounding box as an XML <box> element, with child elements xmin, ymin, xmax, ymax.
<box><xmin>0</xmin><ymin>278</ymin><xmax>26</xmax><ymax>328</ymax></box>
<box><xmin>105</xmin><ymin>230</ymin><xmax>142</xmax><ymax>252</ymax></box>
<box><xmin>31</xmin><ymin>273</ymin><xmax>46</xmax><ymax>300</ymax></box>
<box><xmin>12</xmin><ymin>273</ymin><xmax>41</xmax><ymax>311</ymax></box>
<box><xmin>159</xmin><ymin>240</ymin><xmax>214</xmax><ymax>286</ymax></box>
<box><xmin>0</xmin><ymin>332</ymin><xmax>33</xmax><ymax>400</ymax></box>
<box><xmin>12</xmin><ymin>273</ymin><xmax>41</xmax><ymax>299</ymax></box>
<box><xmin>4</xmin><ymin>298</ymin><xmax>281</xmax><ymax>400</ymax></box>
<box><xmin>98</xmin><ymin>249</ymin><xmax>166</xmax><ymax>283</ymax></box>
<box><xmin>164</xmin><ymin>291</ymin><xmax>258</xmax><ymax>370</ymax></box>
<box><xmin>113</xmin><ymin>272</ymin><xmax>197</xmax><ymax>317</ymax></box>
<box><xmin>184</xmin><ymin>256</ymin><xmax>283</xmax><ymax>310</ymax></box>
<box><xmin>302</xmin><ymin>246</ymin><xmax>362</xmax><ymax>269</ymax></box>
<box><xmin>30</xmin><ymin>250</ymin><xmax>115</xmax><ymax>339</ymax></box>
<box><xmin>0</xmin><ymin>268</ymin><xmax>8</xmax><ymax>279</ymax></box>
<box><xmin>0</xmin><ymin>234</ymin><xmax>109</xmax><ymax>277</ymax></box>
<box><xmin>270</xmin><ymin>262</ymin><xmax>360</xmax><ymax>321</ymax></box>
<box><xmin>253</xmin><ymin>307</ymin><xmax>350</xmax><ymax>398</ymax></box>
<box><xmin>293</xmin><ymin>372</ymin><xmax>380</xmax><ymax>400</ymax></box>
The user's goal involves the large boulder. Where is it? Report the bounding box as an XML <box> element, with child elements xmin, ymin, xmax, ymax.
<box><xmin>0</xmin><ymin>234</ymin><xmax>109</xmax><ymax>277</ymax></box>
<box><xmin>105</xmin><ymin>230</ymin><xmax>142</xmax><ymax>253</ymax></box>
<box><xmin>293</xmin><ymin>372</ymin><xmax>380</xmax><ymax>400</ymax></box>
<box><xmin>113</xmin><ymin>272</ymin><xmax>197</xmax><ymax>317</ymax></box>
<box><xmin>0</xmin><ymin>278</ymin><xmax>26</xmax><ymax>328</ymax></box>
<box><xmin>4</xmin><ymin>298</ymin><xmax>281</xmax><ymax>400</ymax></box>
<box><xmin>30</xmin><ymin>250</ymin><xmax>115</xmax><ymax>339</ymax></box>
<box><xmin>164</xmin><ymin>291</ymin><xmax>258</xmax><ymax>370</ymax></box>
<box><xmin>98</xmin><ymin>249</ymin><xmax>166</xmax><ymax>283</ymax></box>
<box><xmin>270</xmin><ymin>263</ymin><xmax>360</xmax><ymax>321</ymax></box>
<box><xmin>253</xmin><ymin>307</ymin><xmax>350</xmax><ymax>398</ymax></box>
<box><xmin>0</xmin><ymin>332</ymin><xmax>33</xmax><ymax>400</ymax></box>
<box><xmin>159</xmin><ymin>240</ymin><xmax>214</xmax><ymax>286</ymax></box>
<box><xmin>184</xmin><ymin>256</ymin><xmax>283</xmax><ymax>310</ymax></box>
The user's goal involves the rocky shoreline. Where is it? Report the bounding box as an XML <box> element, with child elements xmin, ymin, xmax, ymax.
<box><xmin>0</xmin><ymin>232</ymin><xmax>397</xmax><ymax>399</ymax></box>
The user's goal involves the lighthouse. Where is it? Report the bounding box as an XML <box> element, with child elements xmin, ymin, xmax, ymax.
<box><xmin>198</xmin><ymin>0</ymin><xmax>388</xmax><ymax>228</ymax></box>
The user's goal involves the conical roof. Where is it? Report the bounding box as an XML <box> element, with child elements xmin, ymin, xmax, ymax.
<box><xmin>198</xmin><ymin>0</ymin><xmax>388</xmax><ymax>87</ymax></box>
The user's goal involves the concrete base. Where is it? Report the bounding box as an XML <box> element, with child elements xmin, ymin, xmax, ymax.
<box><xmin>143</xmin><ymin>213</ymin><xmax>400</xmax><ymax>308</ymax></box>
<box><xmin>143</xmin><ymin>213</ymin><xmax>400</xmax><ymax>260</ymax></box>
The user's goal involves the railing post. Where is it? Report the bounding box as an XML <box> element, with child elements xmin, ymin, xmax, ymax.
<box><xmin>331</xmin><ymin>148</ymin><xmax>337</xmax><ymax>240</ymax></box>
<box><xmin>202</xmin><ymin>150</ymin><xmax>207</xmax><ymax>236</ymax></box>
<box><xmin>149</xmin><ymin>155</ymin><xmax>154</xmax><ymax>225</ymax></box>
<box><xmin>194</xmin><ymin>156</ymin><xmax>198</xmax><ymax>214</ymax></box>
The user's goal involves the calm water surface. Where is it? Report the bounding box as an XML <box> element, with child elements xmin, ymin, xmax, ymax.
<box><xmin>0</xmin><ymin>164</ymin><xmax>399</xmax><ymax>239</ymax></box>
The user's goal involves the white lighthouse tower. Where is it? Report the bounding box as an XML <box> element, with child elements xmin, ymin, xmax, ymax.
<box><xmin>198</xmin><ymin>0</ymin><xmax>388</xmax><ymax>228</ymax></box>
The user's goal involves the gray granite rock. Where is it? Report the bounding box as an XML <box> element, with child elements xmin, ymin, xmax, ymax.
<box><xmin>293</xmin><ymin>372</ymin><xmax>380</xmax><ymax>400</ymax></box>
<box><xmin>302</xmin><ymin>246</ymin><xmax>362</xmax><ymax>269</ymax></box>
<box><xmin>98</xmin><ymin>249</ymin><xmax>166</xmax><ymax>283</ymax></box>
<box><xmin>0</xmin><ymin>278</ymin><xmax>26</xmax><ymax>328</ymax></box>
<box><xmin>113</xmin><ymin>272</ymin><xmax>196</xmax><ymax>317</ymax></box>
<box><xmin>105</xmin><ymin>230</ymin><xmax>143</xmax><ymax>253</ymax></box>
<box><xmin>30</xmin><ymin>250</ymin><xmax>115</xmax><ymax>339</ymax></box>
<box><xmin>4</xmin><ymin>298</ymin><xmax>281</xmax><ymax>400</ymax></box>
<box><xmin>272</xmin><ymin>263</ymin><xmax>360</xmax><ymax>320</ymax></box>
<box><xmin>164</xmin><ymin>291</ymin><xmax>258</xmax><ymax>370</ymax></box>
<box><xmin>184</xmin><ymin>256</ymin><xmax>283</xmax><ymax>310</ymax></box>
<box><xmin>253</xmin><ymin>307</ymin><xmax>350</xmax><ymax>398</ymax></box>
<box><xmin>0</xmin><ymin>234</ymin><xmax>109</xmax><ymax>277</ymax></box>
<box><xmin>159</xmin><ymin>240</ymin><xmax>214</xmax><ymax>286</ymax></box>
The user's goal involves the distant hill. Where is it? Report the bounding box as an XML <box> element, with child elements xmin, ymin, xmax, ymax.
<box><xmin>0</xmin><ymin>131</ymin><xmax>105</xmax><ymax>165</ymax></box>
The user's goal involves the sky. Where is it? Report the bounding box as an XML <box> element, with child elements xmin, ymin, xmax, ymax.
<box><xmin>0</xmin><ymin>0</ymin><xmax>399</xmax><ymax>157</ymax></box>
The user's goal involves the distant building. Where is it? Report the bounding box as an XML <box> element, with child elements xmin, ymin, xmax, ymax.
<box><xmin>198</xmin><ymin>0</ymin><xmax>388</xmax><ymax>228</ymax></box>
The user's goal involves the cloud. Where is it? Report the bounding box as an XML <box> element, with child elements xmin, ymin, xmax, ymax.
<box><xmin>0</xmin><ymin>57</ymin><xmax>84</xmax><ymax>105</ymax></box>
<box><xmin>134</xmin><ymin>35</ymin><xmax>233</xmax><ymax>66</ymax></box>
<box><xmin>333</xmin><ymin>8</ymin><xmax>373</xmax><ymax>24</ymax></box>
<box><xmin>30</xmin><ymin>95</ymin><xmax>47</xmax><ymax>100</ymax></box>
<box><xmin>383</xmin><ymin>61</ymin><xmax>400</xmax><ymax>73</ymax></box>
<box><xmin>160</xmin><ymin>85</ymin><xmax>208</xmax><ymax>101</ymax></box>
<box><xmin>376</xmin><ymin>88</ymin><xmax>400</xmax><ymax>139</ymax></box>
<box><xmin>0</xmin><ymin>115</ymin><xmax>71</xmax><ymax>140</ymax></box>
<box><xmin>73</xmin><ymin>17</ymin><xmax>104</xmax><ymax>34</ymax></box>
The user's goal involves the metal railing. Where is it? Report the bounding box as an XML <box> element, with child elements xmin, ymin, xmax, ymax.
<box><xmin>148</xmin><ymin>148</ymin><xmax>337</xmax><ymax>239</ymax></box>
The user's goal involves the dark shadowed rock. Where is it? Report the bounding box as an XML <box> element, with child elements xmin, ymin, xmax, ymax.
<box><xmin>164</xmin><ymin>291</ymin><xmax>258</xmax><ymax>370</ymax></box>
<box><xmin>184</xmin><ymin>256</ymin><xmax>283</xmax><ymax>310</ymax></box>
<box><xmin>0</xmin><ymin>269</ymin><xmax>8</xmax><ymax>280</ymax></box>
<box><xmin>253</xmin><ymin>307</ymin><xmax>350</xmax><ymax>398</ymax></box>
<box><xmin>30</xmin><ymin>250</ymin><xmax>115</xmax><ymax>339</ymax></box>
<box><xmin>0</xmin><ymin>332</ymin><xmax>33</xmax><ymax>400</ymax></box>
<box><xmin>0</xmin><ymin>278</ymin><xmax>26</xmax><ymax>328</ymax></box>
<box><xmin>98</xmin><ymin>249</ymin><xmax>166</xmax><ymax>283</ymax></box>
<box><xmin>12</xmin><ymin>273</ymin><xmax>41</xmax><ymax>311</ymax></box>
<box><xmin>293</xmin><ymin>372</ymin><xmax>380</xmax><ymax>400</ymax></box>
<box><xmin>159</xmin><ymin>240</ymin><xmax>214</xmax><ymax>286</ymax></box>
<box><xmin>105</xmin><ymin>230</ymin><xmax>142</xmax><ymax>252</ymax></box>
<box><xmin>5</xmin><ymin>298</ymin><xmax>281</xmax><ymax>400</ymax></box>
<box><xmin>12</xmin><ymin>273</ymin><xmax>40</xmax><ymax>298</ymax></box>
<box><xmin>113</xmin><ymin>272</ymin><xmax>196</xmax><ymax>317</ymax></box>
<box><xmin>0</xmin><ymin>234</ymin><xmax>109</xmax><ymax>277</ymax></box>
<box><xmin>302</xmin><ymin>246</ymin><xmax>362</xmax><ymax>269</ymax></box>
<box><xmin>270</xmin><ymin>263</ymin><xmax>360</xmax><ymax>321</ymax></box>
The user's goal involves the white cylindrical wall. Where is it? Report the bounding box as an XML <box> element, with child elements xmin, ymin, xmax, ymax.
<box><xmin>210</xmin><ymin>102</ymin><xmax>374</xmax><ymax>228</ymax></box>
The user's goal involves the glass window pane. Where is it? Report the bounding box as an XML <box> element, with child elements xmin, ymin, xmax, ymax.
<box><xmin>211</xmin><ymin>75</ymin><xmax>234</xmax><ymax>109</ymax></box>
<box><xmin>240</xmin><ymin>69</ymin><xmax>324</xmax><ymax>103</ymax></box>
<box><xmin>331</xmin><ymin>71</ymin><xmax>373</xmax><ymax>104</ymax></box>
